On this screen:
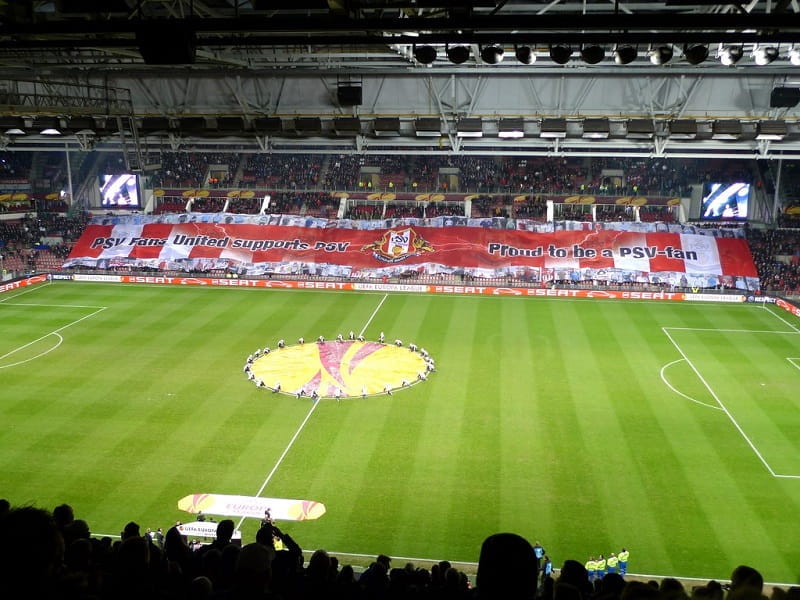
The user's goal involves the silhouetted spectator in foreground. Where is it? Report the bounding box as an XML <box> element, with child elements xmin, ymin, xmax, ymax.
<box><xmin>727</xmin><ymin>566</ymin><xmax>766</xmax><ymax>600</ymax></box>
<box><xmin>623</xmin><ymin>580</ymin><xmax>664</xmax><ymax>600</ymax></box>
<box><xmin>558</xmin><ymin>559</ymin><xmax>593</xmax><ymax>598</ymax></box>
<box><xmin>0</xmin><ymin>506</ymin><xmax>65</xmax><ymax>599</ymax></box>
<box><xmin>475</xmin><ymin>532</ymin><xmax>539</xmax><ymax>599</ymax></box>
<box><xmin>730</xmin><ymin>566</ymin><xmax>764</xmax><ymax>594</ymax></box>
<box><xmin>53</xmin><ymin>502</ymin><xmax>75</xmax><ymax>535</ymax></box>
<box><xmin>121</xmin><ymin>520</ymin><xmax>140</xmax><ymax>540</ymax></box>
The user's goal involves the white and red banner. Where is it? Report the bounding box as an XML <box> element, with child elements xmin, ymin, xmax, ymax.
<box><xmin>177</xmin><ymin>493</ymin><xmax>326</xmax><ymax>521</ymax></box>
<box><xmin>63</xmin><ymin>220</ymin><xmax>759</xmax><ymax>288</ymax></box>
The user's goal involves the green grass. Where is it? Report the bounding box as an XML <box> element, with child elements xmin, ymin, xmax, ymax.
<box><xmin>2</xmin><ymin>281</ymin><xmax>800</xmax><ymax>583</ymax></box>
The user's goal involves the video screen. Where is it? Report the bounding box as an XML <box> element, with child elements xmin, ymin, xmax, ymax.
<box><xmin>100</xmin><ymin>173</ymin><xmax>140</xmax><ymax>207</ymax></box>
<box><xmin>701</xmin><ymin>182</ymin><xmax>750</xmax><ymax>220</ymax></box>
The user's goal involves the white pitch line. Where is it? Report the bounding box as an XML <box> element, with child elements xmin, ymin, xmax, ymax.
<box><xmin>659</xmin><ymin>358</ymin><xmax>723</xmax><ymax>411</ymax></box>
<box><xmin>1</xmin><ymin>302</ymin><xmax>108</xmax><ymax>309</ymax></box>
<box><xmin>359</xmin><ymin>293</ymin><xmax>388</xmax><ymax>337</ymax></box>
<box><xmin>234</xmin><ymin>399</ymin><xmax>322</xmax><ymax>531</ymax></box>
<box><xmin>0</xmin><ymin>306</ymin><xmax>107</xmax><ymax>364</ymax></box>
<box><xmin>665</xmin><ymin>327</ymin><xmax>799</xmax><ymax>334</ymax></box>
<box><xmin>0</xmin><ymin>282</ymin><xmax>49</xmax><ymax>303</ymax></box>
<box><xmin>0</xmin><ymin>333</ymin><xmax>63</xmax><ymax>370</ymax></box>
<box><xmin>236</xmin><ymin>293</ymin><xmax>390</xmax><ymax>529</ymax></box>
<box><xmin>765</xmin><ymin>304</ymin><xmax>800</xmax><ymax>334</ymax></box>
<box><xmin>662</xmin><ymin>327</ymin><xmax>781</xmax><ymax>478</ymax></box>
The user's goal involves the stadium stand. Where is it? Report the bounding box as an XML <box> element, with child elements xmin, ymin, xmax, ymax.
<box><xmin>2</xmin><ymin>154</ymin><xmax>800</xmax><ymax>294</ymax></box>
<box><xmin>0</xmin><ymin>499</ymin><xmax>791</xmax><ymax>600</ymax></box>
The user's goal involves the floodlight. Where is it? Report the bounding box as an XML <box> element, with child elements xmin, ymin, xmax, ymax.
<box><xmin>414</xmin><ymin>118</ymin><xmax>442</xmax><ymax>137</ymax></box>
<box><xmin>0</xmin><ymin>117</ymin><xmax>26</xmax><ymax>135</ymax></box>
<box><xmin>683</xmin><ymin>44</ymin><xmax>708</xmax><ymax>65</ymax></box>
<box><xmin>293</xmin><ymin>117</ymin><xmax>322</xmax><ymax>135</ymax></box>
<box><xmin>253</xmin><ymin>117</ymin><xmax>282</xmax><ymax>134</ymax></box>
<box><xmin>413</xmin><ymin>45</ymin><xmax>437</xmax><ymax>64</ymax></box>
<box><xmin>540</xmin><ymin>118</ymin><xmax>567</xmax><ymax>138</ymax></box>
<box><xmin>580</xmin><ymin>44</ymin><xmax>605</xmax><ymax>64</ymax></box>
<box><xmin>648</xmin><ymin>45</ymin><xmax>673</xmax><ymax>65</ymax></box>
<box><xmin>668</xmin><ymin>120</ymin><xmax>697</xmax><ymax>140</ymax></box>
<box><xmin>753</xmin><ymin>45</ymin><xmax>779</xmax><ymax>66</ymax></box>
<box><xmin>515</xmin><ymin>45</ymin><xmax>536</xmax><ymax>65</ymax></box>
<box><xmin>626</xmin><ymin>119</ymin><xmax>655</xmax><ymax>139</ymax></box>
<box><xmin>480</xmin><ymin>44</ymin><xmax>504</xmax><ymax>64</ymax></box>
<box><xmin>498</xmin><ymin>118</ymin><xmax>524</xmax><ymax>139</ymax></box>
<box><xmin>712</xmin><ymin>120</ymin><xmax>742</xmax><ymax>140</ymax></box>
<box><xmin>582</xmin><ymin>118</ymin><xmax>610</xmax><ymax>139</ymax></box>
<box><xmin>373</xmin><ymin>117</ymin><xmax>401</xmax><ymax>137</ymax></box>
<box><xmin>614</xmin><ymin>45</ymin><xmax>637</xmax><ymax>65</ymax></box>
<box><xmin>719</xmin><ymin>45</ymin><xmax>743</xmax><ymax>66</ymax></box>
<box><xmin>549</xmin><ymin>44</ymin><xmax>572</xmax><ymax>65</ymax></box>
<box><xmin>457</xmin><ymin>118</ymin><xmax>483</xmax><ymax>138</ymax></box>
<box><xmin>446</xmin><ymin>44</ymin><xmax>470</xmax><ymax>64</ymax></box>
<box><xmin>332</xmin><ymin>118</ymin><xmax>361</xmax><ymax>137</ymax></box>
<box><xmin>36</xmin><ymin>117</ymin><xmax>62</xmax><ymax>135</ymax></box>
<box><xmin>66</xmin><ymin>117</ymin><xmax>97</xmax><ymax>135</ymax></box>
<box><xmin>756</xmin><ymin>120</ymin><xmax>787</xmax><ymax>141</ymax></box>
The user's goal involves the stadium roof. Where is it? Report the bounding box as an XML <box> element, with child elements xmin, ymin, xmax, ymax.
<box><xmin>1</xmin><ymin>0</ymin><xmax>800</xmax><ymax>162</ymax></box>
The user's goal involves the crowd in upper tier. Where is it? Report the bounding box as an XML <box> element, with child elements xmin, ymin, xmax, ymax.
<box><xmin>0</xmin><ymin>152</ymin><xmax>799</xmax><ymax>292</ymax></box>
<box><xmin>0</xmin><ymin>499</ymin><xmax>794</xmax><ymax>600</ymax></box>
<box><xmin>0</xmin><ymin>151</ymin><xmax>769</xmax><ymax>198</ymax></box>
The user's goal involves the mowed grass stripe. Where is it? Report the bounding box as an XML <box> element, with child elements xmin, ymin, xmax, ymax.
<box><xmin>592</xmin><ymin>302</ymin><xmax>735</xmax><ymax>579</ymax></box>
<box><xmin>649</xmin><ymin>307</ymin><xmax>800</xmax><ymax>578</ymax></box>
<box><xmin>445</xmin><ymin>298</ymin><xmax>504</xmax><ymax>556</ymax></box>
<box><xmin>3</xmin><ymin>284</ymin><xmax>800</xmax><ymax>582</ymax></box>
<box><xmin>496</xmin><ymin>299</ymin><xmax>544</xmax><ymax>540</ymax></box>
<box><xmin>523</xmin><ymin>301</ymin><xmax>608</xmax><ymax>555</ymax></box>
<box><xmin>671</xmin><ymin>326</ymin><xmax>800</xmax><ymax>474</ymax></box>
<box><xmin>32</xmin><ymin>288</ymin><xmax>264</xmax><ymax>526</ymax></box>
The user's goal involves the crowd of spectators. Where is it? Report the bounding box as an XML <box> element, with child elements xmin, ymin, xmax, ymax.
<box><xmin>192</xmin><ymin>197</ymin><xmax>227</xmax><ymax>213</ymax></box>
<box><xmin>2</xmin><ymin>152</ymin><xmax>800</xmax><ymax>294</ymax></box>
<box><xmin>384</xmin><ymin>202</ymin><xmax>424</xmax><ymax>219</ymax></box>
<box><xmin>323</xmin><ymin>155</ymin><xmax>362</xmax><ymax>190</ymax></box>
<box><xmin>149</xmin><ymin>153</ymin><xmax>239</xmax><ymax>188</ymax></box>
<box><xmin>427</xmin><ymin>202</ymin><xmax>468</xmax><ymax>218</ymax></box>
<box><xmin>139</xmin><ymin>154</ymin><xmax>760</xmax><ymax>200</ymax></box>
<box><xmin>344</xmin><ymin>203</ymin><xmax>383</xmax><ymax>220</ymax></box>
<box><xmin>0</xmin><ymin>499</ymin><xmax>793</xmax><ymax>600</ymax></box>
<box><xmin>242</xmin><ymin>154</ymin><xmax>322</xmax><ymax>189</ymax></box>
<box><xmin>777</xmin><ymin>202</ymin><xmax>800</xmax><ymax>228</ymax></box>
<box><xmin>0</xmin><ymin>212</ymin><xmax>90</xmax><ymax>277</ymax></box>
<box><xmin>746</xmin><ymin>228</ymin><xmax>800</xmax><ymax>293</ymax></box>
<box><xmin>0</xmin><ymin>152</ymin><xmax>771</xmax><ymax>220</ymax></box>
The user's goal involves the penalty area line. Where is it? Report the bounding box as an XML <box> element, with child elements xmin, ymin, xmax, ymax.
<box><xmin>662</xmin><ymin>327</ymin><xmax>780</xmax><ymax>478</ymax></box>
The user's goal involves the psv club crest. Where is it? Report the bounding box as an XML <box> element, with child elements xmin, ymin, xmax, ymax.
<box><xmin>361</xmin><ymin>228</ymin><xmax>435</xmax><ymax>263</ymax></box>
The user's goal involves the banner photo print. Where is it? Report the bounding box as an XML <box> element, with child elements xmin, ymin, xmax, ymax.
<box><xmin>64</xmin><ymin>218</ymin><xmax>759</xmax><ymax>289</ymax></box>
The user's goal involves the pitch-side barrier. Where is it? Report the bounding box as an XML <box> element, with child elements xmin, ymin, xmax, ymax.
<box><xmin>1</xmin><ymin>273</ymin><xmax>798</xmax><ymax>320</ymax></box>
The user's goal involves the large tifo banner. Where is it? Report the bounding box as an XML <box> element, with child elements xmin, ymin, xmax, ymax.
<box><xmin>64</xmin><ymin>219</ymin><xmax>759</xmax><ymax>290</ymax></box>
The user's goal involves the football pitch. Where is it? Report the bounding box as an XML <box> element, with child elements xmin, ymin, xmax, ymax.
<box><xmin>2</xmin><ymin>281</ymin><xmax>800</xmax><ymax>584</ymax></box>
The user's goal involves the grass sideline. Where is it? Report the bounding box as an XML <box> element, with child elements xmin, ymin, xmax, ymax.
<box><xmin>1</xmin><ymin>281</ymin><xmax>800</xmax><ymax>584</ymax></box>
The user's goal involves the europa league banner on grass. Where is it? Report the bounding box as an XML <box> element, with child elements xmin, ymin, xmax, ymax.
<box><xmin>64</xmin><ymin>219</ymin><xmax>759</xmax><ymax>288</ymax></box>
